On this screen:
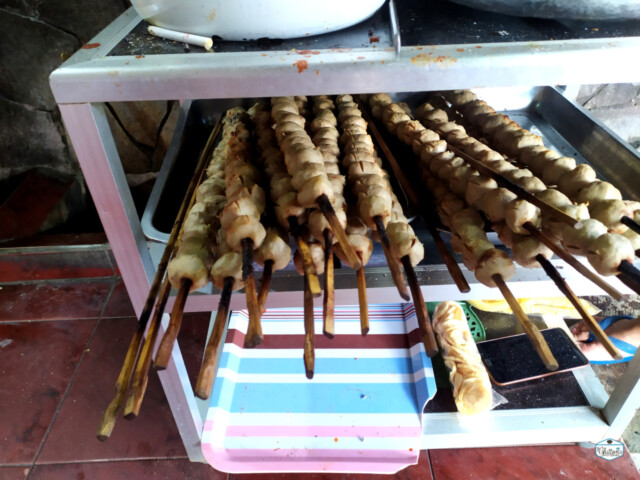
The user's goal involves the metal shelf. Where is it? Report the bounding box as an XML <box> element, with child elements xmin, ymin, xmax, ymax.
<box><xmin>49</xmin><ymin>2</ymin><xmax>640</xmax><ymax>466</ymax></box>
<box><xmin>51</xmin><ymin>4</ymin><xmax>640</xmax><ymax>104</ymax></box>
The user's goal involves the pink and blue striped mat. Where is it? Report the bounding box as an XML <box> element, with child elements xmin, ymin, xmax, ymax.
<box><xmin>201</xmin><ymin>303</ymin><xmax>436</xmax><ymax>474</ymax></box>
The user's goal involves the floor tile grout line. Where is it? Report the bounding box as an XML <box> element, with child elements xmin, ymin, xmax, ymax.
<box><xmin>0</xmin><ymin>275</ymin><xmax>120</xmax><ymax>288</ymax></box>
<box><xmin>427</xmin><ymin>449</ymin><xmax>436</xmax><ymax>480</ymax></box>
<box><xmin>0</xmin><ymin>244</ymin><xmax>111</xmax><ymax>255</ymax></box>
<box><xmin>29</xmin><ymin>317</ymin><xmax>103</xmax><ymax>471</ymax></box>
<box><xmin>103</xmin><ymin>249</ymin><xmax>117</xmax><ymax>277</ymax></box>
<box><xmin>31</xmin><ymin>456</ymin><xmax>191</xmax><ymax>466</ymax></box>
<box><xmin>98</xmin><ymin>277</ymin><xmax>118</xmax><ymax>319</ymax></box>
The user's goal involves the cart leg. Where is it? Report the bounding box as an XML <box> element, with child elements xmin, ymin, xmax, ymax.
<box><xmin>58</xmin><ymin>102</ymin><xmax>155</xmax><ymax>317</ymax></box>
<box><xmin>156</xmin><ymin>313</ymin><xmax>207</xmax><ymax>462</ymax></box>
<box><xmin>603</xmin><ymin>349</ymin><xmax>640</xmax><ymax>440</ymax></box>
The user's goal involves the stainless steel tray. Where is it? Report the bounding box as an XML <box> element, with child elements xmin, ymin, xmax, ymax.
<box><xmin>141</xmin><ymin>86</ymin><xmax>639</xmax><ymax>300</ymax></box>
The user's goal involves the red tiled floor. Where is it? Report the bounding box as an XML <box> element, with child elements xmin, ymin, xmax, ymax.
<box><xmin>29</xmin><ymin>459</ymin><xmax>227</xmax><ymax>479</ymax></box>
<box><xmin>37</xmin><ymin>317</ymin><xmax>187</xmax><ymax>463</ymax></box>
<box><xmin>429</xmin><ymin>445</ymin><xmax>639</xmax><ymax>479</ymax></box>
<box><xmin>177</xmin><ymin>312</ymin><xmax>211</xmax><ymax>389</ymax></box>
<box><xmin>0</xmin><ymin>466</ymin><xmax>30</xmax><ymax>479</ymax></box>
<box><xmin>101</xmin><ymin>279</ymin><xmax>136</xmax><ymax>318</ymax></box>
<box><xmin>0</xmin><ymin>250</ymin><xmax>114</xmax><ymax>282</ymax></box>
<box><xmin>0</xmin><ymin>281</ymin><xmax>112</xmax><ymax>322</ymax></box>
<box><xmin>0</xmin><ymin>320</ymin><xmax>97</xmax><ymax>464</ymax></box>
<box><xmin>228</xmin><ymin>451</ymin><xmax>433</xmax><ymax>480</ymax></box>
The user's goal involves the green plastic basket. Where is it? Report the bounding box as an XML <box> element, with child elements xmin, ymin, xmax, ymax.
<box><xmin>426</xmin><ymin>301</ymin><xmax>486</xmax><ymax>342</ymax></box>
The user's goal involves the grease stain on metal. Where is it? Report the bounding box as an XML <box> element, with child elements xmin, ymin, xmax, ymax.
<box><xmin>411</xmin><ymin>53</ymin><xmax>457</xmax><ymax>67</ymax></box>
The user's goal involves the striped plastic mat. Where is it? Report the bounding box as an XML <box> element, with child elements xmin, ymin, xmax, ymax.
<box><xmin>201</xmin><ymin>303</ymin><xmax>436</xmax><ymax>474</ymax></box>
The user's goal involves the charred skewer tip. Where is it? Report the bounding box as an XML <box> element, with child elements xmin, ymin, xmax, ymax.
<box><xmin>195</xmin><ymin>276</ymin><xmax>234</xmax><ymax>400</ymax></box>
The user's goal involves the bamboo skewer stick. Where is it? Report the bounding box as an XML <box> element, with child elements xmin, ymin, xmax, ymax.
<box><xmin>96</xmin><ymin>119</ymin><xmax>222</xmax><ymax>440</ymax></box>
<box><xmin>154</xmin><ymin>278</ymin><xmax>191</xmax><ymax>370</ymax></box>
<box><xmin>318</xmin><ymin>194</ymin><xmax>362</xmax><ymax>271</ymax></box>
<box><xmin>618</xmin><ymin>260</ymin><xmax>640</xmax><ymax>295</ymax></box>
<box><xmin>242</xmin><ymin>238</ymin><xmax>263</xmax><ymax>348</ymax></box>
<box><xmin>617</xmin><ymin>269</ymin><xmax>640</xmax><ymax>296</ymax></box>
<box><xmin>303</xmin><ymin>274</ymin><xmax>315</xmax><ymax>379</ymax></box>
<box><xmin>447</xmin><ymin>144</ymin><xmax>580</xmax><ymax>228</ymax></box>
<box><xmin>357</xmin><ymin>265</ymin><xmax>369</xmax><ymax>336</ymax></box>
<box><xmin>323</xmin><ymin>230</ymin><xmax>335</xmax><ymax>339</ymax></box>
<box><xmin>621</xmin><ymin>216</ymin><xmax>640</xmax><ymax>235</ymax></box>
<box><xmin>535</xmin><ymin>254</ymin><xmax>622</xmax><ymax>360</ymax></box>
<box><xmin>401</xmin><ymin>256</ymin><xmax>439</xmax><ymax>357</ymax></box>
<box><xmin>123</xmin><ymin>277</ymin><xmax>171</xmax><ymax>419</ymax></box>
<box><xmin>523</xmin><ymin>223</ymin><xmax>623</xmax><ymax>300</ymax></box>
<box><xmin>492</xmin><ymin>274</ymin><xmax>559</xmax><ymax>371</ymax></box>
<box><xmin>195</xmin><ymin>277</ymin><xmax>234</xmax><ymax>400</ymax></box>
<box><xmin>359</xmin><ymin>100</ymin><xmax>470</xmax><ymax>294</ymax></box>
<box><xmin>257</xmin><ymin>260</ymin><xmax>274</xmax><ymax>312</ymax></box>
<box><xmin>374</xmin><ymin>216</ymin><xmax>410</xmax><ymax>301</ymax></box>
<box><xmin>288</xmin><ymin>216</ymin><xmax>321</xmax><ymax>297</ymax></box>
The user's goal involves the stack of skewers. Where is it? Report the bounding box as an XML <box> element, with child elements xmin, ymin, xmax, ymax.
<box><xmin>362</xmin><ymin>91</ymin><xmax>640</xmax><ymax>368</ymax></box>
<box><xmin>97</xmin><ymin>90</ymin><xmax>639</xmax><ymax>440</ymax></box>
<box><xmin>97</xmin><ymin>96</ymin><xmax>436</xmax><ymax>438</ymax></box>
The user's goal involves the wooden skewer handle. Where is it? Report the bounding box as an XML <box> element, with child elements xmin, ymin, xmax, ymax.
<box><xmin>195</xmin><ymin>277</ymin><xmax>234</xmax><ymax>400</ymax></box>
<box><xmin>401</xmin><ymin>256</ymin><xmax>439</xmax><ymax>357</ymax></box>
<box><xmin>357</xmin><ymin>267</ymin><xmax>369</xmax><ymax>336</ymax></box>
<box><xmin>257</xmin><ymin>260</ymin><xmax>274</xmax><ymax>312</ymax></box>
<box><xmin>244</xmin><ymin>273</ymin><xmax>263</xmax><ymax>348</ymax></box>
<box><xmin>523</xmin><ymin>223</ymin><xmax>623</xmax><ymax>300</ymax></box>
<box><xmin>618</xmin><ymin>260</ymin><xmax>640</xmax><ymax>296</ymax></box>
<box><xmin>154</xmin><ymin>278</ymin><xmax>191</xmax><ymax>370</ymax></box>
<box><xmin>289</xmin><ymin>216</ymin><xmax>322</xmax><ymax>297</ymax></box>
<box><xmin>536</xmin><ymin>255</ymin><xmax>622</xmax><ymax>361</ymax></box>
<box><xmin>621</xmin><ymin>215</ymin><xmax>640</xmax><ymax>236</ymax></box>
<box><xmin>374</xmin><ymin>216</ymin><xmax>410</xmax><ymax>301</ymax></box>
<box><xmin>492</xmin><ymin>274</ymin><xmax>559</xmax><ymax>371</ymax></box>
<box><xmin>318</xmin><ymin>194</ymin><xmax>362</xmax><ymax>271</ymax></box>
<box><xmin>123</xmin><ymin>277</ymin><xmax>173</xmax><ymax>419</ymax></box>
<box><xmin>323</xmin><ymin>230</ymin><xmax>335</xmax><ymax>339</ymax></box>
<box><xmin>96</xmin><ymin>329</ymin><xmax>143</xmax><ymax>441</ymax></box>
<box><xmin>303</xmin><ymin>275</ymin><xmax>315</xmax><ymax>379</ymax></box>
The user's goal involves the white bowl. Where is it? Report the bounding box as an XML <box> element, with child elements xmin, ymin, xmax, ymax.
<box><xmin>131</xmin><ymin>0</ymin><xmax>386</xmax><ymax>40</ymax></box>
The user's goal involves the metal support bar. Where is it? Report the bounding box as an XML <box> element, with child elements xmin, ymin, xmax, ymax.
<box><xmin>603</xmin><ymin>350</ymin><xmax>640</xmax><ymax>439</ymax></box>
<box><xmin>58</xmin><ymin>103</ymin><xmax>155</xmax><ymax>316</ymax></box>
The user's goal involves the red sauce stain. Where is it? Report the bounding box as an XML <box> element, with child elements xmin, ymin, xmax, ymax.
<box><xmin>294</xmin><ymin>60</ymin><xmax>308</xmax><ymax>73</ymax></box>
<box><xmin>417</xmin><ymin>46</ymin><xmax>423</xmax><ymax>50</ymax></box>
<box><xmin>380</xmin><ymin>60</ymin><xmax>385</xmax><ymax>64</ymax></box>
<box><xmin>261</xmin><ymin>53</ymin><xmax>267</xmax><ymax>56</ymax></box>
<box><xmin>357</xmin><ymin>56</ymin><xmax>365</xmax><ymax>60</ymax></box>
<box><xmin>334</xmin><ymin>438</ymin><xmax>339</xmax><ymax>442</ymax></box>
<box><xmin>297</xmin><ymin>49</ymin><xmax>321</xmax><ymax>55</ymax></box>
<box><xmin>315</xmin><ymin>70</ymin><xmax>319</xmax><ymax>76</ymax></box>
<box><xmin>476</xmin><ymin>45</ymin><xmax>482</xmax><ymax>48</ymax></box>
<box><xmin>135</xmin><ymin>55</ymin><xmax>145</xmax><ymax>59</ymax></box>
<box><xmin>456</xmin><ymin>48</ymin><xmax>464</xmax><ymax>52</ymax></box>
<box><xmin>409</xmin><ymin>448</ymin><xmax>414</xmax><ymax>452</ymax></box>
<box><xmin>81</xmin><ymin>43</ymin><xmax>101</xmax><ymax>49</ymax></box>
<box><xmin>369</xmin><ymin>36</ymin><xmax>380</xmax><ymax>43</ymax></box>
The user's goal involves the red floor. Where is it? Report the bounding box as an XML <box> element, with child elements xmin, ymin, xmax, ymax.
<box><xmin>0</xmin><ymin>236</ymin><xmax>638</xmax><ymax>479</ymax></box>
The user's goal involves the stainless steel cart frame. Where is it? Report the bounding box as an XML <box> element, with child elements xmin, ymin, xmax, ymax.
<box><xmin>50</xmin><ymin>6</ymin><xmax>640</xmax><ymax>463</ymax></box>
